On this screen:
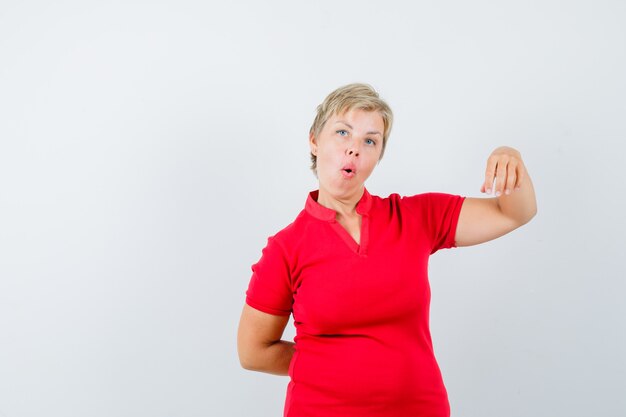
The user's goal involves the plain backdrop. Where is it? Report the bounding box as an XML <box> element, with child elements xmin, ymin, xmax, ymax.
<box><xmin>1</xmin><ymin>1</ymin><xmax>625</xmax><ymax>416</ymax></box>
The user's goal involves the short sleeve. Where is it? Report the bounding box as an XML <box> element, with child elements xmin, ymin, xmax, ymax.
<box><xmin>401</xmin><ymin>192</ymin><xmax>466</xmax><ymax>254</ymax></box>
<box><xmin>245</xmin><ymin>236</ymin><xmax>293</xmax><ymax>316</ymax></box>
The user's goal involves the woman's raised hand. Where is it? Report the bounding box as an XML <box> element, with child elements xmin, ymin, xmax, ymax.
<box><xmin>480</xmin><ymin>146</ymin><xmax>527</xmax><ymax>197</ymax></box>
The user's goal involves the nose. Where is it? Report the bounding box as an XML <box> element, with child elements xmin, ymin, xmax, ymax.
<box><xmin>346</xmin><ymin>142</ymin><xmax>360</xmax><ymax>157</ymax></box>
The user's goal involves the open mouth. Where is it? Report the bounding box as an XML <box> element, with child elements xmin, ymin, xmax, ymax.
<box><xmin>341</xmin><ymin>162</ymin><xmax>357</xmax><ymax>178</ymax></box>
<box><xmin>341</xmin><ymin>167</ymin><xmax>356</xmax><ymax>178</ymax></box>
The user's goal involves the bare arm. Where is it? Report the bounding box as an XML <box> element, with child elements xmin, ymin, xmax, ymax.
<box><xmin>456</xmin><ymin>146</ymin><xmax>537</xmax><ymax>247</ymax></box>
<box><xmin>237</xmin><ymin>303</ymin><xmax>295</xmax><ymax>376</ymax></box>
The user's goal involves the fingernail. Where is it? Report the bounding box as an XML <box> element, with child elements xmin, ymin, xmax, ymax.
<box><xmin>486</xmin><ymin>188</ymin><xmax>492</xmax><ymax>194</ymax></box>
<box><xmin>496</xmin><ymin>190</ymin><xmax>501</xmax><ymax>197</ymax></box>
<box><xmin>505</xmin><ymin>189</ymin><xmax>511</xmax><ymax>195</ymax></box>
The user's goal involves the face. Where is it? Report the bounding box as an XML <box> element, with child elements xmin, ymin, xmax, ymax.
<box><xmin>309</xmin><ymin>108</ymin><xmax>384</xmax><ymax>199</ymax></box>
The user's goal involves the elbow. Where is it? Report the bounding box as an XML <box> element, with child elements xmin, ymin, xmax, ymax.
<box><xmin>238</xmin><ymin>348</ymin><xmax>256</xmax><ymax>371</ymax></box>
<box><xmin>238</xmin><ymin>351</ymin><xmax>248</xmax><ymax>370</ymax></box>
<box><xmin>238</xmin><ymin>346</ymin><xmax>266</xmax><ymax>372</ymax></box>
<box><xmin>237</xmin><ymin>327</ymin><xmax>259</xmax><ymax>371</ymax></box>
<box><xmin>240</xmin><ymin>359</ymin><xmax>255</xmax><ymax>371</ymax></box>
<box><xmin>239</xmin><ymin>355</ymin><xmax>262</xmax><ymax>372</ymax></box>
<box><xmin>517</xmin><ymin>202</ymin><xmax>538</xmax><ymax>226</ymax></box>
<box><xmin>525</xmin><ymin>204</ymin><xmax>538</xmax><ymax>224</ymax></box>
<box><xmin>518</xmin><ymin>211</ymin><xmax>536</xmax><ymax>228</ymax></box>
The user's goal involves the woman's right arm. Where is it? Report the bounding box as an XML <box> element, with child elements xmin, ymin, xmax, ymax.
<box><xmin>237</xmin><ymin>303</ymin><xmax>295</xmax><ymax>376</ymax></box>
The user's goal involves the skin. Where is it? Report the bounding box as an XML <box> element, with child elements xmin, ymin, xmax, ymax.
<box><xmin>309</xmin><ymin>108</ymin><xmax>385</xmax><ymax>244</ymax></box>
<box><xmin>237</xmin><ymin>108</ymin><xmax>538</xmax><ymax>375</ymax></box>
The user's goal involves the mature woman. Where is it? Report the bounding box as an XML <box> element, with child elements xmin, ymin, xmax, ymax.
<box><xmin>237</xmin><ymin>83</ymin><xmax>537</xmax><ymax>417</ymax></box>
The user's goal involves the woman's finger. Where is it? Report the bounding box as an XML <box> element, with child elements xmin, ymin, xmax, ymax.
<box><xmin>505</xmin><ymin>161</ymin><xmax>517</xmax><ymax>195</ymax></box>
<box><xmin>515</xmin><ymin>162</ymin><xmax>526</xmax><ymax>190</ymax></box>
<box><xmin>483</xmin><ymin>156</ymin><xmax>498</xmax><ymax>194</ymax></box>
<box><xmin>494</xmin><ymin>157</ymin><xmax>508</xmax><ymax>196</ymax></box>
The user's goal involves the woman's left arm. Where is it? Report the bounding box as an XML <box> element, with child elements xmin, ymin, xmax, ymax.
<box><xmin>455</xmin><ymin>146</ymin><xmax>537</xmax><ymax>247</ymax></box>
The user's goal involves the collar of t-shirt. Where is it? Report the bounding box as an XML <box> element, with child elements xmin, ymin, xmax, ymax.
<box><xmin>305</xmin><ymin>187</ymin><xmax>373</xmax><ymax>222</ymax></box>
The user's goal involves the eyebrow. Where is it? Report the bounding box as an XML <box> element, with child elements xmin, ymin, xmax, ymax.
<box><xmin>334</xmin><ymin>120</ymin><xmax>382</xmax><ymax>136</ymax></box>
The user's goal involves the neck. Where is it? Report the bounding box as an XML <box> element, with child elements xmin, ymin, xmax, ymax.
<box><xmin>316</xmin><ymin>185</ymin><xmax>365</xmax><ymax>217</ymax></box>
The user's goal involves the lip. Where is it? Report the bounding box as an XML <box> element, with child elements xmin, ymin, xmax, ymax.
<box><xmin>341</xmin><ymin>163</ymin><xmax>357</xmax><ymax>179</ymax></box>
<box><xmin>341</xmin><ymin>170</ymin><xmax>356</xmax><ymax>179</ymax></box>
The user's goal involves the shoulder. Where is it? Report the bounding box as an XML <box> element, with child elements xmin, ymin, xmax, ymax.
<box><xmin>262</xmin><ymin>209</ymin><xmax>313</xmax><ymax>252</ymax></box>
<box><xmin>370</xmin><ymin>191</ymin><xmax>430</xmax><ymax>210</ymax></box>
<box><xmin>370</xmin><ymin>191</ymin><xmax>465</xmax><ymax>217</ymax></box>
<box><xmin>370</xmin><ymin>191</ymin><xmax>431</xmax><ymax>203</ymax></box>
<box><xmin>395</xmin><ymin>191</ymin><xmax>463</xmax><ymax>205</ymax></box>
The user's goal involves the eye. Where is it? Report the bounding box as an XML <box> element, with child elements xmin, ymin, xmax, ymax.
<box><xmin>336</xmin><ymin>129</ymin><xmax>349</xmax><ymax>137</ymax></box>
<box><xmin>365</xmin><ymin>138</ymin><xmax>376</xmax><ymax>146</ymax></box>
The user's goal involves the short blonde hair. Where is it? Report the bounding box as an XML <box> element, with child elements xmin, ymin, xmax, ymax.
<box><xmin>309</xmin><ymin>83</ymin><xmax>393</xmax><ymax>174</ymax></box>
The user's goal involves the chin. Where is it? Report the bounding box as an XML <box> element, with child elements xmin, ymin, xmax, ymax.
<box><xmin>331</xmin><ymin>180</ymin><xmax>364</xmax><ymax>194</ymax></box>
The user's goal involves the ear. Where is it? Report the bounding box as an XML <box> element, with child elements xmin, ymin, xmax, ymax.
<box><xmin>309</xmin><ymin>131</ymin><xmax>317</xmax><ymax>156</ymax></box>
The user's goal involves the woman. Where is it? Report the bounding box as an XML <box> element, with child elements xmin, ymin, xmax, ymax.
<box><xmin>237</xmin><ymin>83</ymin><xmax>537</xmax><ymax>417</ymax></box>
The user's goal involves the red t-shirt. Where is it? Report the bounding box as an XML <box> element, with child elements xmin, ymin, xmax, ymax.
<box><xmin>245</xmin><ymin>188</ymin><xmax>466</xmax><ymax>417</ymax></box>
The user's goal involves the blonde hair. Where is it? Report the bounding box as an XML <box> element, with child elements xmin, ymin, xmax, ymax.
<box><xmin>309</xmin><ymin>83</ymin><xmax>393</xmax><ymax>174</ymax></box>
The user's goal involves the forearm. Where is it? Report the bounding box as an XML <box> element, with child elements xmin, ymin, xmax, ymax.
<box><xmin>243</xmin><ymin>340</ymin><xmax>295</xmax><ymax>376</ymax></box>
<box><xmin>496</xmin><ymin>169</ymin><xmax>537</xmax><ymax>225</ymax></box>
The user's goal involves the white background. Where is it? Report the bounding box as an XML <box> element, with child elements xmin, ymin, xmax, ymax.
<box><xmin>1</xmin><ymin>1</ymin><xmax>625</xmax><ymax>416</ymax></box>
